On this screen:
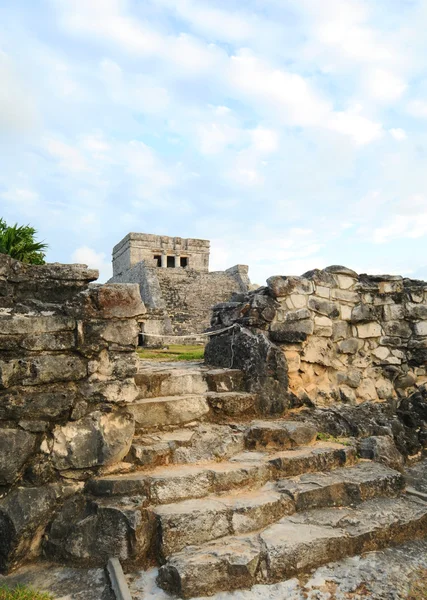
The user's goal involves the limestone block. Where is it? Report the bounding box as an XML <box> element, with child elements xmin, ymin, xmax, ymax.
<box><xmin>406</xmin><ymin>303</ymin><xmax>427</xmax><ymax>320</ymax></box>
<box><xmin>51</xmin><ymin>410</ymin><xmax>135</xmax><ymax>470</ymax></box>
<box><xmin>414</xmin><ymin>321</ymin><xmax>427</xmax><ymax>336</ymax></box>
<box><xmin>284</xmin><ymin>351</ymin><xmax>300</xmax><ymax>372</ymax></box>
<box><xmin>331</xmin><ymin>289</ymin><xmax>359</xmax><ymax>303</ymax></box>
<box><xmin>338</xmin><ymin>338</ymin><xmax>362</xmax><ymax>354</ymax></box>
<box><xmin>284</xmin><ymin>308</ymin><xmax>311</xmax><ymax>322</ymax></box>
<box><xmin>371</xmin><ymin>347</ymin><xmax>390</xmax><ymax>360</ymax></box>
<box><xmin>341</xmin><ymin>305</ymin><xmax>352</xmax><ymax>320</ymax></box>
<box><xmin>356</xmin><ymin>378</ymin><xmax>378</xmax><ymax>402</ymax></box>
<box><xmin>383</xmin><ymin>320</ymin><xmax>412</xmax><ymax>338</ymax></box>
<box><xmin>336</xmin><ymin>274</ymin><xmax>357</xmax><ymax>289</ymax></box>
<box><xmin>308</xmin><ymin>297</ymin><xmax>339</xmax><ymax>318</ymax></box>
<box><xmin>0</xmin><ymin>389</ymin><xmax>77</xmax><ymax>421</ymax></box>
<box><xmin>45</xmin><ymin>495</ymin><xmax>151</xmax><ymax>567</ymax></box>
<box><xmin>81</xmin><ymin>320</ymin><xmax>139</xmax><ymax>353</ymax></box>
<box><xmin>0</xmin><ymin>355</ymin><xmax>87</xmax><ymax>389</ymax></box>
<box><xmin>288</xmin><ymin>294</ymin><xmax>307</xmax><ymax>309</ymax></box>
<box><xmin>267</xmin><ymin>276</ymin><xmax>313</xmax><ymax>297</ymax></box>
<box><xmin>379</xmin><ymin>336</ymin><xmax>401</xmax><ymax>347</ymax></box>
<box><xmin>314</xmin><ymin>326</ymin><xmax>332</xmax><ymax>337</ymax></box>
<box><xmin>410</xmin><ymin>290</ymin><xmax>424</xmax><ymax>303</ymax></box>
<box><xmin>314</xmin><ymin>316</ymin><xmax>332</xmax><ymax>327</ymax></box>
<box><xmin>0</xmin><ymin>483</ymin><xmax>81</xmax><ymax>573</ymax></box>
<box><xmin>0</xmin><ymin>316</ymin><xmax>76</xmax><ymax>335</ymax></box>
<box><xmin>270</xmin><ymin>319</ymin><xmax>314</xmax><ymax>343</ymax></box>
<box><xmin>337</xmin><ymin>370</ymin><xmax>362</xmax><ymax>389</ymax></box>
<box><xmin>383</xmin><ymin>304</ymin><xmax>405</xmax><ymax>321</ymax></box>
<box><xmin>77</xmin><ymin>284</ymin><xmax>146</xmax><ymax>319</ymax></box>
<box><xmin>357</xmin><ymin>322</ymin><xmax>382</xmax><ymax>338</ymax></box>
<box><xmin>339</xmin><ymin>385</ymin><xmax>356</xmax><ymax>403</ymax></box>
<box><xmin>351</xmin><ymin>304</ymin><xmax>378</xmax><ymax>323</ymax></box>
<box><xmin>20</xmin><ymin>332</ymin><xmax>76</xmax><ymax>352</ymax></box>
<box><xmin>0</xmin><ymin>429</ymin><xmax>36</xmax><ymax>485</ymax></box>
<box><xmin>315</xmin><ymin>285</ymin><xmax>330</xmax><ymax>299</ymax></box>
<box><xmin>245</xmin><ymin>420</ymin><xmax>317</xmax><ymax>450</ymax></box>
<box><xmin>379</xmin><ymin>280</ymin><xmax>403</xmax><ymax>294</ymax></box>
<box><xmin>324</xmin><ymin>265</ymin><xmax>358</xmax><ymax>277</ymax></box>
<box><xmin>302</xmin><ymin>337</ymin><xmax>332</xmax><ymax>366</ymax></box>
<box><xmin>332</xmin><ymin>321</ymin><xmax>349</xmax><ymax>341</ymax></box>
<box><xmin>81</xmin><ymin>378</ymin><xmax>140</xmax><ymax>403</ymax></box>
<box><xmin>375</xmin><ymin>378</ymin><xmax>395</xmax><ymax>399</ymax></box>
<box><xmin>357</xmin><ymin>436</ymin><xmax>404</xmax><ymax>471</ymax></box>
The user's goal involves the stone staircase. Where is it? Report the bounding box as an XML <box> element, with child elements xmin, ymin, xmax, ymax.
<box><xmin>51</xmin><ymin>360</ymin><xmax>427</xmax><ymax>599</ymax></box>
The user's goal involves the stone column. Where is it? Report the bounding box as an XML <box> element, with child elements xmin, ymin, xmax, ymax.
<box><xmin>161</xmin><ymin>252</ymin><xmax>167</xmax><ymax>268</ymax></box>
<box><xmin>175</xmin><ymin>254</ymin><xmax>180</xmax><ymax>268</ymax></box>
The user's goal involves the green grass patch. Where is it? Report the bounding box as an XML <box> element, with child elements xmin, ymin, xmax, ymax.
<box><xmin>317</xmin><ymin>432</ymin><xmax>352</xmax><ymax>446</ymax></box>
<box><xmin>0</xmin><ymin>585</ymin><xmax>53</xmax><ymax>600</ymax></box>
<box><xmin>137</xmin><ymin>344</ymin><xmax>205</xmax><ymax>362</ymax></box>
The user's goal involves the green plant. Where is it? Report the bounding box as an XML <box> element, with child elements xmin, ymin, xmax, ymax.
<box><xmin>0</xmin><ymin>218</ymin><xmax>48</xmax><ymax>264</ymax></box>
<box><xmin>0</xmin><ymin>585</ymin><xmax>53</xmax><ymax>600</ymax></box>
<box><xmin>317</xmin><ymin>432</ymin><xmax>352</xmax><ymax>446</ymax></box>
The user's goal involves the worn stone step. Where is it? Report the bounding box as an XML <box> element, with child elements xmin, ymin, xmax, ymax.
<box><xmin>150</xmin><ymin>462</ymin><xmax>402</xmax><ymax>557</ymax></box>
<box><xmin>128</xmin><ymin>395</ymin><xmax>210</xmax><ymax>429</ymax></box>
<box><xmin>206</xmin><ymin>392</ymin><xmax>257</xmax><ymax>417</ymax></box>
<box><xmin>277</xmin><ymin>461</ymin><xmax>404</xmax><ymax>511</ymax></box>
<box><xmin>157</xmin><ymin>495</ymin><xmax>427</xmax><ymax>598</ymax></box>
<box><xmin>135</xmin><ymin>362</ymin><xmax>245</xmax><ymax>399</ymax></box>
<box><xmin>86</xmin><ymin>442</ymin><xmax>356</xmax><ymax>505</ymax></box>
<box><xmin>151</xmin><ymin>483</ymin><xmax>294</xmax><ymax>558</ymax></box>
<box><xmin>128</xmin><ymin>424</ymin><xmax>245</xmax><ymax>467</ymax></box>
<box><xmin>244</xmin><ymin>420</ymin><xmax>317</xmax><ymax>450</ymax></box>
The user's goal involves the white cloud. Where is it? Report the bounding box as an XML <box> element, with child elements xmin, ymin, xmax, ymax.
<box><xmin>328</xmin><ymin>107</ymin><xmax>383</xmax><ymax>145</ymax></box>
<box><xmin>373</xmin><ymin>195</ymin><xmax>427</xmax><ymax>243</ymax></box>
<box><xmin>0</xmin><ymin>51</ymin><xmax>38</xmax><ymax>134</ymax></box>
<box><xmin>407</xmin><ymin>99</ymin><xmax>427</xmax><ymax>118</ymax></box>
<box><xmin>251</xmin><ymin>127</ymin><xmax>279</xmax><ymax>154</ymax></box>
<box><xmin>364</xmin><ymin>68</ymin><xmax>406</xmax><ymax>102</ymax></box>
<box><xmin>71</xmin><ymin>246</ymin><xmax>111</xmax><ymax>281</ymax></box>
<box><xmin>44</xmin><ymin>137</ymin><xmax>90</xmax><ymax>173</ymax></box>
<box><xmin>389</xmin><ymin>128</ymin><xmax>407</xmax><ymax>141</ymax></box>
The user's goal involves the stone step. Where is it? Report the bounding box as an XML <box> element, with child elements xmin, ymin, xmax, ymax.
<box><xmin>244</xmin><ymin>420</ymin><xmax>317</xmax><ymax>450</ymax></box>
<box><xmin>206</xmin><ymin>392</ymin><xmax>257</xmax><ymax>417</ymax></box>
<box><xmin>86</xmin><ymin>442</ymin><xmax>356</xmax><ymax>505</ymax></box>
<box><xmin>150</xmin><ymin>462</ymin><xmax>403</xmax><ymax>557</ymax></box>
<box><xmin>157</xmin><ymin>495</ymin><xmax>427</xmax><ymax>598</ymax></box>
<box><xmin>135</xmin><ymin>362</ymin><xmax>245</xmax><ymax>399</ymax></box>
<box><xmin>128</xmin><ymin>424</ymin><xmax>245</xmax><ymax>467</ymax></box>
<box><xmin>128</xmin><ymin>395</ymin><xmax>210</xmax><ymax>430</ymax></box>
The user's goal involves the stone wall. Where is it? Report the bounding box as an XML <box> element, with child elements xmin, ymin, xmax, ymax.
<box><xmin>207</xmin><ymin>266</ymin><xmax>427</xmax><ymax>408</ymax></box>
<box><xmin>111</xmin><ymin>260</ymin><xmax>251</xmax><ymax>337</ymax></box>
<box><xmin>0</xmin><ymin>254</ymin><xmax>145</xmax><ymax>572</ymax></box>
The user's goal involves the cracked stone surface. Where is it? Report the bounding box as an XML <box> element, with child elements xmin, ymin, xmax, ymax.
<box><xmin>127</xmin><ymin>538</ymin><xmax>427</xmax><ymax>600</ymax></box>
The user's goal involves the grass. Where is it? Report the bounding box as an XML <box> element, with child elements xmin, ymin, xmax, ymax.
<box><xmin>407</xmin><ymin>568</ymin><xmax>427</xmax><ymax>599</ymax></box>
<box><xmin>317</xmin><ymin>432</ymin><xmax>353</xmax><ymax>446</ymax></box>
<box><xmin>137</xmin><ymin>344</ymin><xmax>205</xmax><ymax>362</ymax></box>
<box><xmin>0</xmin><ymin>586</ymin><xmax>53</xmax><ymax>600</ymax></box>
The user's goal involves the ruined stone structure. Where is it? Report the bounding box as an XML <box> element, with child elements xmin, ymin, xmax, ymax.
<box><xmin>109</xmin><ymin>233</ymin><xmax>251</xmax><ymax>339</ymax></box>
<box><xmin>1</xmin><ymin>256</ymin><xmax>427</xmax><ymax>599</ymax></box>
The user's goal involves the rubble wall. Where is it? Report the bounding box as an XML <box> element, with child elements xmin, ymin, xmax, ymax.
<box><xmin>0</xmin><ymin>254</ymin><xmax>145</xmax><ymax>571</ymax></box>
<box><xmin>208</xmin><ymin>266</ymin><xmax>427</xmax><ymax>407</ymax></box>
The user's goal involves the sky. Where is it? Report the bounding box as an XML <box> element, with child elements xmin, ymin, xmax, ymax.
<box><xmin>1</xmin><ymin>0</ymin><xmax>427</xmax><ymax>285</ymax></box>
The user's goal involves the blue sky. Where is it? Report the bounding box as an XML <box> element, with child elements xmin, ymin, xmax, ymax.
<box><xmin>1</xmin><ymin>0</ymin><xmax>427</xmax><ymax>284</ymax></box>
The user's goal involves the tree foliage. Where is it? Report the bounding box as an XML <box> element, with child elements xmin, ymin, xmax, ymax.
<box><xmin>0</xmin><ymin>219</ymin><xmax>48</xmax><ymax>265</ymax></box>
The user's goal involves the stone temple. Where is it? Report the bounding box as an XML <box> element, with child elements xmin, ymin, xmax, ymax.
<box><xmin>109</xmin><ymin>232</ymin><xmax>251</xmax><ymax>339</ymax></box>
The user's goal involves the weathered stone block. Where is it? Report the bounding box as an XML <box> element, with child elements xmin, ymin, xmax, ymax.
<box><xmin>51</xmin><ymin>411</ymin><xmax>135</xmax><ymax>470</ymax></box>
<box><xmin>284</xmin><ymin>308</ymin><xmax>311</xmax><ymax>322</ymax></box>
<box><xmin>303</xmin><ymin>337</ymin><xmax>332</xmax><ymax>366</ymax></box>
<box><xmin>406</xmin><ymin>303</ymin><xmax>427</xmax><ymax>320</ymax></box>
<box><xmin>0</xmin><ymin>316</ymin><xmax>76</xmax><ymax>335</ymax></box>
<box><xmin>414</xmin><ymin>321</ymin><xmax>427</xmax><ymax>336</ymax></box>
<box><xmin>357</xmin><ymin>436</ymin><xmax>404</xmax><ymax>471</ymax></box>
<box><xmin>0</xmin><ymin>429</ymin><xmax>36</xmax><ymax>485</ymax></box>
<box><xmin>267</xmin><ymin>276</ymin><xmax>313</xmax><ymax>297</ymax></box>
<box><xmin>383</xmin><ymin>320</ymin><xmax>412</xmax><ymax>338</ymax></box>
<box><xmin>0</xmin><ymin>355</ymin><xmax>87</xmax><ymax>389</ymax></box>
<box><xmin>308</xmin><ymin>297</ymin><xmax>340</xmax><ymax>318</ymax></box>
<box><xmin>337</xmin><ymin>370</ymin><xmax>362</xmax><ymax>389</ymax></box>
<box><xmin>0</xmin><ymin>483</ymin><xmax>80</xmax><ymax>573</ymax></box>
<box><xmin>331</xmin><ymin>289</ymin><xmax>358</xmax><ymax>303</ymax></box>
<box><xmin>351</xmin><ymin>304</ymin><xmax>378</xmax><ymax>323</ymax></box>
<box><xmin>332</xmin><ymin>321</ymin><xmax>349</xmax><ymax>341</ymax></box>
<box><xmin>357</xmin><ymin>322</ymin><xmax>382</xmax><ymax>338</ymax></box>
<box><xmin>270</xmin><ymin>319</ymin><xmax>314</xmax><ymax>343</ymax></box>
<box><xmin>337</xmin><ymin>338</ymin><xmax>361</xmax><ymax>354</ymax></box>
